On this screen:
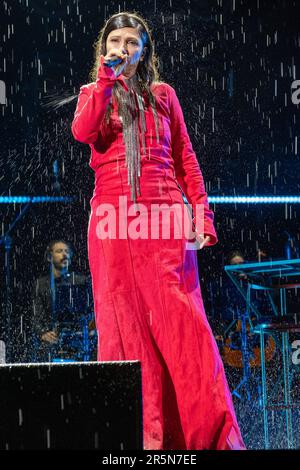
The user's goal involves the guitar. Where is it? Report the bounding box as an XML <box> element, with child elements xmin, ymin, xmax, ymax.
<box><xmin>217</xmin><ymin>318</ymin><xmax>276</xmax><ymax>368</ymax></box>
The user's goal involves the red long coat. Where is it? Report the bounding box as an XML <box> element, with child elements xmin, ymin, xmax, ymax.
<box><xmin>71</xmin><ymin>56</ymin><xmax>245</xmax><ymax>450</ymax></box>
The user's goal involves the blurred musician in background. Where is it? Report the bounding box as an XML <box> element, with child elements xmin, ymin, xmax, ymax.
<box><xmin>207</xmin><ymin>250</ymin><xmax>247</xmax><ymax>340</ymax></box>
<box><xmin>31</xmin><ymin>239</ymin><xmax>96</xmax><ymax>362</ymax></box>
<box><xmin>208</xmin><ymin>247</ymin><xmax>275</xmax><ymax>375</ymax></box>
<box><xmin>209</xmin><ymin>247</ymin><xmax>272</xmax><ymax>338</ymax></box>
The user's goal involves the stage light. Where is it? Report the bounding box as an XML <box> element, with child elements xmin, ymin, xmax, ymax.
<box><xmin>208</xmin><ymin>196</ymin><xmax>300</xmax><ymax>204</ymax></box>
<box><xmin>1</xmin><ymin>195</ymin><xmax>300</xmax><ymax>205</ymax></box>
<box><xmin>0</xmin><ymin>196</ymin><xmax>73</xmax><ymax>204</ymax></box>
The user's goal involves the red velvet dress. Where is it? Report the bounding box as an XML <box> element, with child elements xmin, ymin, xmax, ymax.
<box><xmin>71</xmin><ymin>57</ymin><xmax>245</xmax><ymax>450</ymax></box>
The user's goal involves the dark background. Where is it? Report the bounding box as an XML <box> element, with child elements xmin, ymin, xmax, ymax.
<box><xmin>1</xmin><ymin>0</ymin><xmax>300</xmax><ymax>448</ymax></box>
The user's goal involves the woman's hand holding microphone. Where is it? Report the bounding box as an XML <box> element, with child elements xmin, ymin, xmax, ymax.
<box><xmin>101</xmin><ymin>49</ymin><xmax>129</xmax><ymax>77</ymax></box>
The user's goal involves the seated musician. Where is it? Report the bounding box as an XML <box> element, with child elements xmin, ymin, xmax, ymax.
<box><xmin>207</xmin><ymin>250</ymin><xmax>247</xmax><ymax>340</ymax></box>
<box><xmin>209</xmin><ymin>248</ymin><xmax>275</xmax><ymax>369</ymax></box>
<box><xmin>31</xmin><ymin>239</ymin><xmax>96</xmax><ymax>362</ymax></box>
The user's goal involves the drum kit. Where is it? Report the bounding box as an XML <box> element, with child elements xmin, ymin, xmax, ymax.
<box><xmin>29</xmin><ymin>309</ymin><xmax>97</xmax><ymax>364</ymax></box>
<box><xmin>218</xmin><ymin>315</ymin><xmax>276</xmax><ymax>370</ymax></box>
<box><xmin>215</xmin><ymin>310</ymin><xmax>276</xmax><ymax>402</ymax></box>
<box><xmin>50</xmin><ymin>316</ymin><xmax>97</xmax><ymax>363</ymax></box>
<box><xmin>42</xmin><ymin>282</ymin><xmax>98</xmax><ymax>363</ymax></box>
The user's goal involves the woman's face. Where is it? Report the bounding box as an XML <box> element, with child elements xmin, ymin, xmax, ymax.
<box><xmin>106</xmin><ymin>27</ymin><xmax>146</xmax><ymax>73</ymax></box>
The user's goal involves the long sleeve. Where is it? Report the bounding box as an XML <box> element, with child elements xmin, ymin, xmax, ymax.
<box><xmin>167</xmin><ymin>84</ymin><xmax>218</xmax><ymax>246</ymax></box>
<box><xmin>71</xmin><ymin>56</ymin><xmax>129</xmax><ymax>144</ymax></box>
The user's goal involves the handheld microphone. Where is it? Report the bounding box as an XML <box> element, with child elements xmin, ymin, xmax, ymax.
<box><xmin>103</xmin><ymin>56</ymin><xmax>123</xmax><ymax>68</ymax></box>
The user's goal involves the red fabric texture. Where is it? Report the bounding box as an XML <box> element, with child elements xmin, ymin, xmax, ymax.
<box><xmin>71</xmin><ymin>57</ymin><xmax>245</xmax><ymax>450</ymax></box>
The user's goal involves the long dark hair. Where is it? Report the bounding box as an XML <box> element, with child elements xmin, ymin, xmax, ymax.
<box><xmin>89</xmin><ymin>11</ymin><xmax>162</xmax><ymax>120</ymax></box>
<box><xmin>42</xmin><ymin>12</ymin><xmax>162</xmax><ymax>114</ymax></box>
